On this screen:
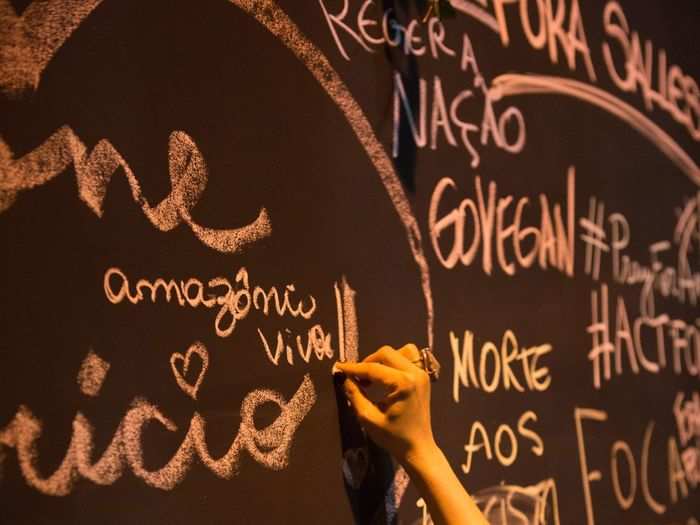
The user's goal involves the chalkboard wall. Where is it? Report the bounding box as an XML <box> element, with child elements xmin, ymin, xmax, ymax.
<box><xmin>1</xmin><ymin>1</ymin><xmax>699</xmax><ymax>523</ymax></box>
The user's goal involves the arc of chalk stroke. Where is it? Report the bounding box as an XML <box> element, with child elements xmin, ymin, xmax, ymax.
<box><xmin>229</xmin><ymin>0</ymin><xmax>434</xmax><ymax>350</ymax></box>
<box><xmin>0</xmin><ymin>0</ymin><xmax>103</xmax><ymax>96</ymax></box>
<box><xmin>0</xmin><ymin>126</ymin><xmax>271</xmax><ymax>253</ymax></box>
<box><xmin>490</xmin><ymin>74</ymin><xmax>700</xmax><ymax>186</ymax></box>
<box><xmin>449</xmin><ymin>0</ymin><xmax>500</xmax><ymax>33</ymax></box>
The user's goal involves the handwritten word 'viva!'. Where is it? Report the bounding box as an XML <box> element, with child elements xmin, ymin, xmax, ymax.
<box><xmin>0</xmin><ymin>349</ymin><xmax>316</xmax><ymax>496</ymax></box>
<box><xmin>429</xmin><ymin>167</ymin><xmax>575</xmax><ymax>277</ymax></box>
<box><xmin>0</xmin><ymin>126</ymin><xmax>271</xmax><ymax>253</ymax></box>
<box><xmin>575</xmin><ymin>409</ymin><xmax>693</xmax><ymax>525</ymax></box>
<box><xmin>104</xmin><ymin>267</ymin><xmax>316</xmax><ymax>338</ymax></box>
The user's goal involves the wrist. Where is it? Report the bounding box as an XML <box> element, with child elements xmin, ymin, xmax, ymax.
<box><xmin>401</xmin><ymin>438</ymin><xmax>443</xmax><ymax>476</ymax></box>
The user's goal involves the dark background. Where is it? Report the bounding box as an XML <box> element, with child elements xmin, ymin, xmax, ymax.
<box><xmin>0</xmin><ymin>1</ymin><xmax>698</xmax><ymax>523</ymax></box>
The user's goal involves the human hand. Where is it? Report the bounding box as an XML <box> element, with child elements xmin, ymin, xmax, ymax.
<box><xmin>334</xmin><ymin>344</ymin><xmax>438</xmax><ymax>469</ymax></box>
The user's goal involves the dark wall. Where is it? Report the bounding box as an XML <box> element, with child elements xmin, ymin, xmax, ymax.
<box><xmin>0</xmin><ymin>1</ymin><xmax>698</xmax><ymax>523</ymax></box>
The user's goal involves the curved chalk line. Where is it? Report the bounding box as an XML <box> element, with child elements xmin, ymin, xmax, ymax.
<box><xmin>491</xmin><ymin>73</ymin><xmax>700</xmax><ymax>186</ymax></box>
<box><xmin>229</xmin><ymin>0</ymin><xmax>435</xmax><ymax>349</ymax></box>
<box><xmin>0</xmin><ymin>126</ymin><xmax>271</xmax><ymax>253</ymax></box>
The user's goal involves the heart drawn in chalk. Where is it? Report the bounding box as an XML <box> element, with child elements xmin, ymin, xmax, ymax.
<box><xmin>342</xmin><ymin>447</ymin><xmax>369</xmax><ymax>489</ymax></box>
<box><xmin>170</xmin><ymin>342</ymin><xmax>209</xmax><ymax>400</ymax></box>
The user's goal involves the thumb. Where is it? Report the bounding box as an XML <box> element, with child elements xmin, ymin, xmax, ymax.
<box><xmin>343</xmin><ymin>377</ymin><xmax>384</xmax><ymax>430</ymax></box>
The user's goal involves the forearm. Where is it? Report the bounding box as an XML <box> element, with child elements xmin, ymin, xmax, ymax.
<box><xmin>403</xmin><ymin>443</ymin><xmax>488</xmax><ymax>525</ymax></box>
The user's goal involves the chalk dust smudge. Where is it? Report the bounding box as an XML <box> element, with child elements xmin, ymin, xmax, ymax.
<box><xmin>0</xmin><ymin>0</ymin><xmax>103</xmax><ymax>96</ymax></box>
<box><xmin>384</xmin><ymin>465</ymin><xmax>410</xmax><ymax>522</ymax></box>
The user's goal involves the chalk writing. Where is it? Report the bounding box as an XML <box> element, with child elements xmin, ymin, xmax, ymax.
<box><xmin>587</xmin><ymin>283</ymin><xmax>700</xmax><ymax>389</ymax></box>
<box><xmin>258</xmin><ymin>325</ymin><xmax>333</xmax><ymax>366</ymax></box>
<box><xmin>76</xmin><ymin>350</ymin><xmax>110</xmax><ymax>397</ymax></box>
<box><xmin>450</xmin><ymin>329</ymin><xmax>552</xmax><ymax>401</ymax></box>
<box><xmin>462</xmin><ymin>410</ymin><xmax>544</xmax><ymax>473</ymax></box>
<box><xmin>104</xmin><ymin>267</ymin><xmax>316</xmax><ymax>338</ymax></box>
<box><xmin>674</xmin><ymin>391</ymin><xmax>700</xmax><ymax>447</ymax></box>
<box><xmin>603</xmin><ymin>1</ymin><xmax>700</xmax><ymax>140</ymax></box>
<box><xmin>170</xmin><ymin>342</ymin><xmax>209</xmax><ymax>400</ymax></box>
<box><xmin>334</xmin><ymin>277</ymin><xmax>359</xmax><ymax>363</ymax></box>
<box><xmin>0</xmin><ymin>126</ymin><xmax>271</xmax><ymax>252</ymax></box>
<box><xmin>319</xmin><ymin>0</ymin><xmax>456</xmax><ymax>61</ymax></box>
<box><xmin>609</xmin><ymin>206</ymin><xmax>700</xmax><ymax>312</ymax></box>
<box><xmin>0</xmin><ymin>350</ymin><xmax>316</xmax><ymax>495</ymax></box>
<box><xmin>673</xmin><ymin>391</ymin><xmax>700</xmax><ymax>489</ymax></box>
<box><xmin>491</xmin><ymin>0</ymin><xmax>596</xmax><ymax>81</ymax></box>
<box><xmin>471</xmin><ymin>478</ymin><xmax>560</xmax><ymax>525</ymax></box>
<box><xmin>319</xmin><ymin>0</ymin><xmax>526</xmax><ymax>167</ymax></box>
<box><xmin>392</xmin><ymin>71</ymin><xmax>526</xmax><ymax>168</ymax></box>
<box><xmin>491</xmin><ymin>74</ymin><xmax>700</xmax><ymax>184</ymax></box>
<box><xmin>580</xmin><ymin>197</ymin><xmax>609</xmax><ymax>282</ymax></box>
<box><xmin>429</xmin><ymin>168</ymin><xmax>575</xmax><ymax>276</ymax></box>
<box><xmin>575</xmin><ymin>409</ymin><xmax>669</xmax><ymax>524</ymax></box>
<box><xmin>0</xmin><ymin>0</ymin><xmax>103</xmax><ymax>95</ymax></box>
<box><xmin>234</xmin><ymin>0</ymin><xmax>434</xmax><ymax>349</ymax></box>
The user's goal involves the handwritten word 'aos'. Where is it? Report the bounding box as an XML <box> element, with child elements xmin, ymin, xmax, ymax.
<box><xmin>0</xmin><ymin>350</ymin><xmax>316</xmax><ymax>496</ymax></box>
<box><xmin>450</xmin><ymin>328</ymin><xmax>549</xmax><ymax>473</ymax></box>
<box><xmin>104</xmin><ymin>266</ymin><xmax>316</xmax><ymax>339</ymax></box>
<box><xmin>674</xmin><ymin>391</ymin><xmax>700</xmax><ymax>487</ymax></box>
<box><xmin>0</xmin><ymin>126</ymin><xmax>271</xmax><ymax>253</ymax></box>
<box><xmin>430</xmin><ymin>167</ymin><xmax>575</xmax><ymax>277</ymax></box>
<box><xmin>319</xmin><ymin>0</ymin><xmax>526</xmax><ymax>168</ymax></box>
<box><xmin>575</xmin><ymin>409</ymin><xmax>694</xmax><ymax>525</ymax></box>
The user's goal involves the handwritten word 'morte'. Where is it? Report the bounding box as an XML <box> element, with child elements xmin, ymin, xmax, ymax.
<box><xmin>429</xmin><ymin>167</ymin><xmax>575</xmax><ymax>277</ymax></box>
<box><xmin>450</xmin><ymin>329</ymin><xmax>552</xmax><ymax>402</ymax></box>
<box><xmin>104</xmin><ymin>267</ymin><xmax>316</xmax><ymax>338</ymax></box>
